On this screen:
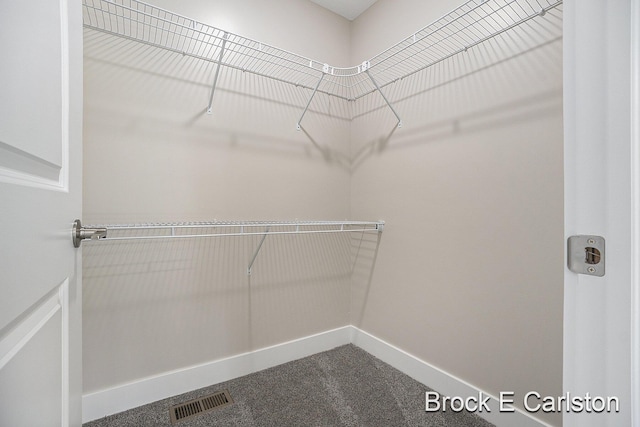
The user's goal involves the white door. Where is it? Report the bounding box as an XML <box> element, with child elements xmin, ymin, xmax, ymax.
<box><xmin>0</xmin><ymin>1</ymin><xmax>82</xmax><ymax>426</ymax></box>
<box><xmin>564</xmin><ymin>0</ymin><xmax>639</xmax><ymax>426</ymax></box>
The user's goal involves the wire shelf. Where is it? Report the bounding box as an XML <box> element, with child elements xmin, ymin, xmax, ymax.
<box><xmin>82</xmin><ymin>0</ymin><xmax>562</xmax><ymax>101</ymax></box>
<box><xmin>355</xmin><ymin>0</ymin><xmax>563</xmax><ymax>99</ymax></box>
<box><xmin>84</xmin><ymin>220</ymin><xmax>384</xmax><ymax>242</ymax></box>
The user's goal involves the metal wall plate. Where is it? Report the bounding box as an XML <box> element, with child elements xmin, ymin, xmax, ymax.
<box><xmin>72</xmin><ymin>219</ymin><xmax>107</xmax><ymax>247</ymax></box>
<box><xmin>567</xmin><ymin>235</ymin><xmax>605</xmax><ymax>277</ymax></box>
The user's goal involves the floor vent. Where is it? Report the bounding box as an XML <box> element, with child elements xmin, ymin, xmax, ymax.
<box><xmin>169</xmin><ymin>390</ymin><xmax>233</xmax><ymax>424</ymax></box>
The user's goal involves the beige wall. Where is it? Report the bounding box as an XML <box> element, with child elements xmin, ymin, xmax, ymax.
<box><xmin>350</xmin><ymin>1</ymin><xmax>564</xmax><ymax>426</ymax></box>
<box><xmin>82</xmin><ymin>0</ymin><xmax>352</xmax><ymax>394</ymax></box>
<box><xmin>84</xmin><ymin>1</ymin><xmax>564</xmax><ymax>425</ymax></box>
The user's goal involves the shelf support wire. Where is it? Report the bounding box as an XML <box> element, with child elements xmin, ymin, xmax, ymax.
<box><xmin>365</xmin><ymin>70</ymin><xmax>402</xmax><ymax>128</ymax></box>
<box><xmin>351</xmin><ymin>227</ymin><xmax>367</xmax><ymax>275</ymax></box>
<box><xmin>296</xmin><ymin>72</ymin><xmax>326</xmax><ymax>130</ymax></box>
<box><xmin>207</xmin><ymin>33</ymin><xmax>228</xmax><ymax>115</ymax></box>
<box><xmin>247</xmin><ymin>226</ymin><xmax>270</xmax><ymax>276</ymax></box>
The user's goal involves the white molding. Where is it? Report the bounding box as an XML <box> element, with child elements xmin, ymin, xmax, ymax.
<box><xmin>58</xmin><ymin>0</ymin><xmax>70</xmax><ymax>192</ymax></box>
<box><xmin>84</xmin><ymin>326</ymin><xmax>550</xmax><ymax>426</ymax></box>
<box><xmin>630</xmin><ymin>0</ymin><xmax>640</xmax><ymax>425</ymax></box>
<box><xmin>0</xmin><ymin>0</ymin><xmax>69</xmax><ymax>192</ymax></box>
<box><xmin>59</xmin><ymin>279</ymin><xmax>70</xmax><ymax>427</ymax></box>
<box><xmin>82</xmin><ymin>326</ymin><xmax>352</xmax><ymax>423</ymax></box>
<box><xmin>350</xmin><ymin>327</ymin><xmax>551</xmax><ymax>427</ymax></box>
<box><xmin>0</xmin><ymin>166</ymin><xmax>65</xmax><ymax>192</ymax></box>
<box><xmin>0</xmin><ymin>291</ymin><xmax>61</xmax><ymax>371</ymax></box>
<box><xmin>563</xmin><ymin>0</ymin><xmax>633</xmax><ymax>424</ymax></box>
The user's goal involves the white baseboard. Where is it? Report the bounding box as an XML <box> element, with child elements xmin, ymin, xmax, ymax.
<box><xmin>350</xmin><ymin>326</ymin><xmax>552</xmax><ymax>427</ymax></box>
<box><xmin>82</xmin><ymin>326</ymin><xmax>352</xmax><ymax>423</ymax></box>
<box><xmin>83</xmin><ymin>325</ymin><xmax>551</xmax><ymax>427</ymax></box>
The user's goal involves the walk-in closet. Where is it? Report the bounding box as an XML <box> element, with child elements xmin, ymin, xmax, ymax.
<box><xmin>80</xmin><ymin>0</ymin><xmax>564</xmax><ymax>425</ymax></box>
<box><xmin>3</xmin><ymin>0</ymin><xmax>637</xmax><ymax>426</ymax></box>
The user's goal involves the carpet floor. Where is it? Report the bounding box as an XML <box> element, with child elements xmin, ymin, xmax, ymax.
<box><xmin>84</xmin><ymin>344</ymin><xmax>494</xmax><ymax>427</ymax></box>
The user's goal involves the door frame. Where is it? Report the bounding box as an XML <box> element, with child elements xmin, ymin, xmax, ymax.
<box><xmin>631</xmin><ymin>0</ymin><xmax>640</xmax><ymax>424</ymax></box>
<box><xmin>564</xmin><ymin>0</ymin><xmax>640</xmax><ymax>425</ymax></box>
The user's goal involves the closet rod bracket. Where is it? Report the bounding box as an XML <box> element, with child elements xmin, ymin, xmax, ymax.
<box><xmin>207</xmin><ymin>32</ymin><xmax>228</xmax><ymax>115</ymax></box>
<box><xmin>72</xmin><ymin>219</ymin><xmax>107</xmax><ymax>248</ymax></box>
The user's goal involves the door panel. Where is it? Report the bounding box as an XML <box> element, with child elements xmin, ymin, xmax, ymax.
<box><xmin>0</xmin><ymin>0</ymin><xmax>82</xmax><ymax>425</ymax></box>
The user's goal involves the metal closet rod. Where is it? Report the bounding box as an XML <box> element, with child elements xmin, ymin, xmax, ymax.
<box><xmin>82</xmin><ymin>220</ymin><xmax>385</xmax><ymax>242</ymax></box>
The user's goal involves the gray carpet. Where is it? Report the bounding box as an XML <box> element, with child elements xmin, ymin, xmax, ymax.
<box><xmin>85</xmin><ymin>344</ymin><xmax>494</xmax><ymax>427</ymax></box>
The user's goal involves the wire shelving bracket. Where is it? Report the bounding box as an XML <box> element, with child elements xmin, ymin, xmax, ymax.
<box><xmin>207</xmin><ymin>32</ymin><xmax>228</xmax><ymax>115</ymax></box>
<box><xmin>297</xmin><ymin>70</ymin><xmax>326</xmax><ymax>131</ymax></box>
<box><xmin>364</xmin><ymin>65</ymin><xmax>402</xmax><ymax>128</ymax></box>
<box><xmin>247</xmin><ymin>226</ymin><xmax>270</xmax><ymax>276</ymax></box>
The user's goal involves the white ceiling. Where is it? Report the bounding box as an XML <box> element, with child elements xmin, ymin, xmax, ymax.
<box><xmin>309</xmin><ymin>0</ymin><xmax>378</xmax><ymax>21</ymax></box>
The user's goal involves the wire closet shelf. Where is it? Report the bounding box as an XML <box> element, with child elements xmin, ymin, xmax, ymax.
<box><xmin>82</xmin><ymin>220</ymin><xmax>384</xmax><ymax>242</ymax></box>
<box><xmin>79</xmin><ymin>220</ymin><xmax>383</xmax><ymax>275</ymax></box>
<box><xmin>82</xmin><ymin>0</ymin><xmax>563</xmax><ymax>103</ymax></box>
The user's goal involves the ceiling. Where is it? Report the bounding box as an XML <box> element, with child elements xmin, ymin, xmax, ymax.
<box><xmin>309</xmin><ymin>0</ymin><xmax>378</xmax><ymax>21</ymax></box>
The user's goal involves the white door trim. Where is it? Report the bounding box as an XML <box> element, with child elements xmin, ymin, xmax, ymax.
<box><xmin>563</xmin><ymin>0</ymin><xmax>634</xmax><ymax>425</ymax></box>
<box><xmin>630</xmin><ymin>0</ymin><xmax>640</xmax><ymax>424</ymax></box>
